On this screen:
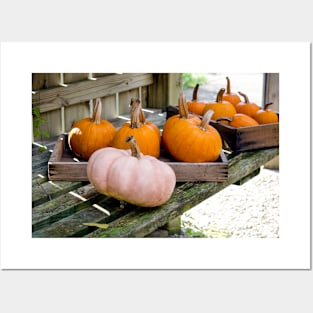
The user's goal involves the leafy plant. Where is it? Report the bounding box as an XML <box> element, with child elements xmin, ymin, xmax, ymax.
<box><xmin>182</xmin><ymin>73</ymin><xmax>209</xmax><ymax>89</ymax></box>
<box><xmin>32</xmin><ymin>107</ymin><xmax>50</xmax><ymax>150</ymax></box>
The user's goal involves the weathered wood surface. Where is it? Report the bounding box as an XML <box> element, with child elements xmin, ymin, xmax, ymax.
<box><xmin>32</xmin><ymin>134</ymin><xmax>279</xmax><ymax>237</ymax></box>
<box><xmin>32</xmin><ymin>73</ymin><xmax>154</xmax><ymax>112</ymax></box>
<box><xmin>166</xmin><ymin>105</ymin><xmax>279</xmax><ymax>153</ymax></box>
<box><xmin>48</xmin><ymin>134</ymin><xmax>228</xmax><ymax>182</ymax></box>
<box><xmin>210</xmin><ymin>120</ymin><xmax>279</xmax><ymax>152</ymax></box>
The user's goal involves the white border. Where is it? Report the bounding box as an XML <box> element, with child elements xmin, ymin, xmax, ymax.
<box><xmin>0</xmin><ymin>42</ymin><xmax>311</xmax><ymax>269</ymax></box>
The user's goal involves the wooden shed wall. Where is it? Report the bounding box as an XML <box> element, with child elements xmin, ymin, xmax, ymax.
<box><xmin>32</xmin><ymin>73</ymin><xmax>182</xmax><ymax>140</ymax></box>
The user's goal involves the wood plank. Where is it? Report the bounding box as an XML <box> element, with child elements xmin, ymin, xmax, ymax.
<box><xmin>210</xmin><ymin>120</ymin><xmax>279</xmax><ymax>152</ymax></box>
<box><xmin>32</xmin><ymin>150</ymin><xmax>52</xmax><ymax>170</ymax></box>
<box><xmin>32</xmin><ymin>147</ymin><xmax>278</xmax><ymax>238</ymax></box>
<box><xmin>32</xmin><ymin>196</ymin><xmax>133</xmax><ymax>238</ymax></box>
<box><xmin>85</xmin><ymin>148</ymin><xmax>279</xmax><ymax>237</ymax></box>
<box><xmin>32</xmin><ymin>180</ymin><xmax>84</xmax><ymax>207</ymax></box>
<box><xmin>32</xmin><ymin>173</ymin><xmax>48</xmax><ymax>187</ymax></box>
<box><xmin>32</xmin><ymin>184</ymin><xmax>103</xmax><ymax>232</ymax></box>
<box><xmin>47</xmin><ymin>134</ymin><xmax>228</xmax><ymax>182</ymax></box>
<box><xmin>32</xmin><ymin>73</ymin><xmax>154</xmax><ymax>113</ymax></box>
<box><xmin>48</xmin><ymin>134</ymin><xmax>65</xmax><ymax>162</ymax></box>
<box><xmin>233</xmin><ymin>168</ymin><xmax>261</xmax><ymax>185</ymax></box>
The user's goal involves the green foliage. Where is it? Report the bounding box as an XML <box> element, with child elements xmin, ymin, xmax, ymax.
<box><xmin>182</xmin><ymin>73</ymin><xmax>209</xmax><ymax>89</ymax></box>
<box><xmin>32</xmin><ymin>107</ymin><xmax>50</xmax><ymax>143</ymax></box>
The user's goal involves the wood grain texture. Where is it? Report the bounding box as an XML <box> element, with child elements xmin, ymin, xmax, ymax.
<box><xmin>32</xmin><ymin>73</ymin><xmax>154</xmax><ymax>112</ymax></box>
<box><xmin>33</xmin><ymin>145</ymin><xmax>278</xmax><ymax>237</ymax></box>
<box><xmin>210</xmin><ymin>120</ymin><xmax>279</xmax><ymax>152</ymax></box>
<box><xmin>48</xmin><ymin>134</ymin><xmax>228</xmax><ymax>182</ymax></box>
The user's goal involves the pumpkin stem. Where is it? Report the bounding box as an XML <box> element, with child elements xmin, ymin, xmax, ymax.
<box><xmin>178</xmin><ymin>93</ymin><xmax>189</xmax><ymax>119</ymax></box>
<box><xmin>130</xmin><ymin>98</ymin><xmax>146</xmax><ymax>128</ymax></box>
<box><xmin>216</xmin><ymin>116</ymin><xmax>232</xmax><ymax>124</ymax></box>
<box><xmin>238</xmin><ymin>91</ymin><xmax>250</xmax><ymax>103</ymax></box>
<box><xmin>226</xmin><ymin>77</ymin><xmax>231</xmax><ymax>94</ymax></box>
<box><xmin>264</xmin><ymin>102</ymin><xmax>273</xmax><ymax>110</ymax></box>
<box><xmin>92</xmin><ymin>98</ymin><xmax>102</xmax><ymax>124</ymax></box>
<box><xmin>192</xmin><ymin>84</ymin><xmax>199</xmax><ymax>101</ymax></box>
<box><xmin>199</xmin><ymin>109</ymin><xmax>214</xmax><ymax>130</ymax></box>
<box><xmin>125</xmin><ymin>135</ymin><xmax>141</xmax><ymax>159</ymax></box>
<box><xmin>216</xmin><ymin>88</ymin><xmax>225</xmax><ymax>103</ymax></box>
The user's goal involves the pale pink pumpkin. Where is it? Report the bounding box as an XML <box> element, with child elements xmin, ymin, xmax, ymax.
<box><xmin>87</xmin><ymin>136</ymin><xmax>176</xmax><ymax>207</ymax></box>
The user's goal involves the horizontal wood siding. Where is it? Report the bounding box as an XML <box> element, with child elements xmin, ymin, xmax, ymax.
<box><xmin>32</xmin><ymin>73</ymin><xmax>154</xmax><ymax>138</ymax></box>
<box><xmin>32</xmin><ymin>73</ymin><xmax>153</xmax><ymax>111</ymax></box>
<box><xmin>32</xmin><ymin>73</ymin><xmax>182</xmax><ymax>138</ymax></box>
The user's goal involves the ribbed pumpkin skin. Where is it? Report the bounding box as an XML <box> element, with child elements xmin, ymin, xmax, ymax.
<box><xmin>202</xmin><ymin>88</ymin><xmax>236</xmax><ymax>120</ymax></box>
<box><xmin>230</xmin><ymin>114</ymin><xmax>259</xmax><ymax>127</ymax></box>
<box><xmin>222</xmin><ymin>77</ymin><xmax>241</xmax><ymax>109</ymax></box>
<box><xmin>162</xmin><ymin>111</ymin><xmax>222</xmax><ymax>162</ymax></box>
<box><xmin>87</xmin><ymin>145</ymin><xmax>176</xmax><ymax>208</ymax></box>
<box><xmin>161</xmin><ymin>113</ymin><xmax>199</xmax><ymax>152</ymax></box>
<box><xmin>68</xmin><ymin>98</ymin><xmax>116</xmax><ymax>160</ymax></box>
<box><xmin>236</xmin><ymin>103</ymin><xmax>260</xmax><ymax>117</ymax></box>
<box><xmin>203</xmin><ymin>101</ymin><xmax>236</xmax><ymax>120</ymax></box>
<box><xmin>68</xmin><ymin>118</ymin><xmax>116</xmax><ymax>159</ymax></box>
<box><xmin>219</xmin><ymin>113</ymin><xmax>259</xmax><ymax>128</ymax></box>
<box><xmin>187</xmin><ymin>84</ymin><xmax>206</xmax><ymax>115</ymax></box>
<box><xmin>222</xmin><ymin>93</ymin><xmax>241</xmax><ymax>109</ymax></box>
<box><xmin>187</xmin><ymin>100</ymin><xmax>206</xmax><ymax>115</ymax></box>
<box><xmin>254</xmin><ymin>109</ymin><xmax>278</xmax><ymax>124</ymax></box>
<box><xmin>236</xmin><ymin>92</ymin><xmax>260</xmax><ymax>118</ymax></box>
<box><xmin>112</xmin><ymin>98</ymin><xmax>161</xmax><ymax>158</ymax></box>
<box><xmin>112</xmin><ymin>121</ymin><xmax>161</xmax><ymax>157</ymax></box>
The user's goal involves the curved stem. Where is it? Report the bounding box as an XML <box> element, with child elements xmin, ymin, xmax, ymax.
<box><xmin>178</xmin><ymin>93</ymin><xmax>189</xmax><ymax>118</ymax></box>
<box><xmin>130</xmin><ymin>98</ymin><xmax>146</xmax><ymax>128</ymax></box>
<box><xmin>199</xmin><ymin>109</ymin><xmax>214</xmax><ymax>130</ymax></box>
<box><xmin>264</xmin><ymin>102</ymin><xmax>273</xmax><ymax>110</ymax></box>
<box><xmin>226</xmin><ymin>77</ymin><xmax>231</xmax><ymax>94</ymax></box>
<box><xmin>92</xmin><ymin>98</ymin><xmax>102</xmax><ymax>124</ymax></box>
<box><xmin>216</xmin><ymin>88</ymin><xmax>225</xmax><ymax>103</ymax></box>
<box><xmin>216</xmin><ymin>116</ymin><xmax>232</xmax><ymax>124</ymax></box>
<box><xmin>238</xmin><ymin>91</ymin><xmax>250</xmax><ymax>103</ymax></box>
<box><xmin>192</xmin><ymin>84</ymin><xmax>199</xmax><ymax>101</ymax></box>
<box><xmin>125</xmin><ymin>136</ymin><xmax>141</xmax><ymax>159</ymax></box>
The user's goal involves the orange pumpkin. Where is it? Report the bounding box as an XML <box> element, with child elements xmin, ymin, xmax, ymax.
<box><xmin>87</xmin><ymin>136</ymin><xmax>176</xmax><ymax>207</ymax></box>
<box><xmin>187</xmin><ymin>84</ymin><xmax>206</xmax><ymax>115</ymax></box>
<box><xmin>216</xmin><ymin>113</ymin><xmax>259</xmax><ymax>128</ymax></box>
<box><xmin>236</xmin><ymin>91</ymin><xmax>260</xmax><ymax>118</ymax></box>
<box><xmin>111</xmin><ymin>98</ymin><xmax>161</xmax><ymax>158</ymax></box>
<box><xmin>162</xmin><ymin>93</ymin><xmax>222</xmax><ymax>162</ymax></box>
<box><xmin>68</xmin><ymin>98</ymin><xmax>116</xmax><ymax>160</ymax></box>
<box><xmin>222</xmin><ymin>77</ymin><xmax>241</xmax><ymax>109</ymax></box>
<box><xmin>254</xmin><ymin>102</ymin><xmax>279</xmax><ymax>124</ymax></box>
<box><xmin>202</xmin><ymin>88</ymin><xmax>236</xmax><ymax>121</ymax></box>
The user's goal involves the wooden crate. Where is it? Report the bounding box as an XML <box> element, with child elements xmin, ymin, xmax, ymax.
<box><xmin>48</xmin><ymin>134</ymin><xmax>228</xmax><ymax>182</ymax></box>
<box><xmin>166</xmin><ymin>105</ymin><xmax>279</xmax><ymax>153</ymax></box>
<box><xmin>210</xmin><ymin>120</ymin><xmax>279</xmax><ymax>152</ymax></box>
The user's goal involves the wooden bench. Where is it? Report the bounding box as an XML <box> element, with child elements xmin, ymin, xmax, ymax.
<box><xmin>32</xmin><ymin>110</ymin><xmax>279</xmax><ymax>238</ymax></box>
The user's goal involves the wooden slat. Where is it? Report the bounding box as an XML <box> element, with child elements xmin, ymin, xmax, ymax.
<box><xmin>32</xmin><ymin>195</ymin><xmax>132</xmax><ymax>238</ymax></box>
<box><xmin>210</xmin><ymin>120</ymin><xmax>279</xmax><ymax>152</ymax></box>
<box><xmin>47</xmin><ymin>134</ymin><xmax>228</xmax><ymax>182</ymax></box>
<box><xmin>32</xmin><ymin>184</ymin><xmax>102</xmax><ymax>232</ymax></box>
<box><xmin>32</xmin><ymin>150</ymin><xmax>52</xmax><ymax>170</ymax></box>
<box><xmin>32</xmin><ymin>180</ymin><xmax>84</xmax><ymax>207</ymax></box>
<box><xmin>32</xmin><ymin>147</ymin><xmax>279</xmax><ymax>238</ymax></box>
<box><xmin>32</xmin><ymin>73</ymin><xmax>154</xmax><ymax>113</ymax></box>
<box><xmin>85</xmin><ymin>148</ymin><xmax>279</xmax><ymax>238</ymax></box>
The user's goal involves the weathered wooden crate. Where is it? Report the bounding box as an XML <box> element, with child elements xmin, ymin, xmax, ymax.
<box><xmin>166</xmin><ymin>105</ymin><xmax>279</xmax><ymax>153</ymax></box>
<box><xmin>48</xmin><ymin>134</ymin><xmax>228</xmax><ymax>182</ymax></box>
<box><xmin>209</xmin><ymin>120</ymin><xmax>279</xmax><ymax>152</ymax></box>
